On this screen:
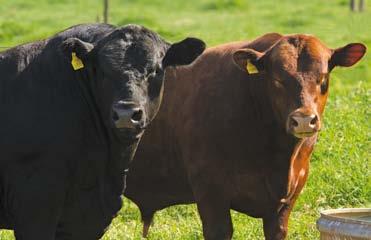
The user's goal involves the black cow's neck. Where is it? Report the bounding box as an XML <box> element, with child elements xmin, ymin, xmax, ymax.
<box><xmin>77</xmin><ymin>67</ymin><xmax>109</xmax><ymax>146</ymax></box>
<box><xmin>73</xmin><ymin>66</ymin><xmax>127</xmax><ymax>219</ymax></box>
<box><xmin>81</xmin><ymin>65</ymin><xmax>143</xmax><ymax>186</ymax></box>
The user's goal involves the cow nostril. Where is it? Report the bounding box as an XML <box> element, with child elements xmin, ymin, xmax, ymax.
<box><xmin>112</xmin><ymin>111</ymin><xmax>119</xmax><ymax>122</ymax></box>
<box><xmin>310</xmin><ymin>115</ymin><xmax>318</xmax><ymax>125</ymax></box>
<box><xmin>131</xmin><ymin>109</ymin><xmax>143</xmax><ymax>122</ymax></box>
<box><xmin>291</xmin><ymin>118</ymin><xmax>298</xmax><ymax>127</ymax></box>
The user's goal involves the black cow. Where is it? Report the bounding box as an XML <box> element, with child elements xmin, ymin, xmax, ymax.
<box><xmin>0</xmin><ymin>23</ymin><xmax>205</xmax><ymax>239</ymax></box>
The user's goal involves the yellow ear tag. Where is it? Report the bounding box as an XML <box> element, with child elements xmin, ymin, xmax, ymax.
<box><xmin>246</xmin><ymin>60</ymin><xmax>258</xmax><ymax>74</ymax></box>
<box><xmin>71</xmin><ymin>52</ymin><xmax>84</xmax><ymax>70</ymax></box>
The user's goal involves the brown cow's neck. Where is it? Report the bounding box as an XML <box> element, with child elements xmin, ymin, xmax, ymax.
<box><xmin>238</xmin><ymin>73</ymin><xmax>310</xmax><ymax>206</ymax></box>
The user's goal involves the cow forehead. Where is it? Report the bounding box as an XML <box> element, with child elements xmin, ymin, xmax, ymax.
<box><xmin>99</xmin><ymin>28</ymin><xmax>167</xmax><ymax>73</ymax></box>
<box><xmin>105</xmin><ymin>28</ymin><xmax>166</xmax><ymax>56</ymax></box>
<box><xmin>270</xmin><ymin>35</ymin><xmax>332</xmax><ymax>73</ymax></box>
<box><xmin>118</xmin><ymin>25</ymin><xmax>168</xmax><ymax>54</ymax></box>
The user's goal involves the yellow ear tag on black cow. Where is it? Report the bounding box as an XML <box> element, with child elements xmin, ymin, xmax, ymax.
<box><xmin>246</xmin><ymin>60</ymin><xmax>258</xmax><ymax>74</ymax></box>
<box><xmin>71</xmin><ymin>52</ymin><xmax>84</xmax><ymax>70</ymax></box>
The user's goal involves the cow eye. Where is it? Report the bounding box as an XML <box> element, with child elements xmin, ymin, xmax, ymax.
<box><xmin>320</xmin><ymin>74</ymin><xmax>329</xmax><ymax>94</ymax></box>
<box><xmin>147</xmin><ymin>65</ymin><xmax>162</xmax><ymax>79</ymax></box>
<box><xmin>146</xmin><ymin>69</ymin><xmax>156</xmax><ymax>79</ymax></box>
<box><xmin>147</xmin><ymin>71</ymin><xmax>156</xmax><ymax>79</ymax></box>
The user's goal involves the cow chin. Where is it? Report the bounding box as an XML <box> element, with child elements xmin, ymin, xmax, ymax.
<box><xmin>115</xmin><ymin>127</ymin><xmax>144</xmax><ymax>140</ymax></box>
<box><xmin>286</xmin><ymin>123</ymin><xmax>319</xmax><ymax>139</ymax></box>
<box><xmin>114</xmin><ymin>118</ymin><xmax>141</xmax><ymax>129</ymax></box>
<box><xmin>286</xmin><ymin>126</ymin><xmax>318</xmax><ymax>139</ymax></box>
<box><xmin>292</xmin><ymin>131</ymin><xmax>317</xmax><ymax>139</ymax></box>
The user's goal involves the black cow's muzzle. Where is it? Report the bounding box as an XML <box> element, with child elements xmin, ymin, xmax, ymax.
<box><xmin>112</xmin><ymin>101</ymin><xmax>146</xmax><ymax>130</ymax></box>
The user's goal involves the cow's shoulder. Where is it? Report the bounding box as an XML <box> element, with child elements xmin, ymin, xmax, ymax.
<box><xmin>0</xmin><ymin>40</ymin><xmax>47</xmax><ymax>79</ymax></box>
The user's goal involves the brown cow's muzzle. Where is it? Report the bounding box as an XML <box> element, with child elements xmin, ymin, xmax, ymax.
<box><xmin>287</xmin><ymin>110</ymin><xmax>321</xmax><ymax>138</ymax></box>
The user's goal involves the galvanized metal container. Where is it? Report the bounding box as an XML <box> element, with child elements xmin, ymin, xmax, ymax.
<box><xmin>317</xmin><ymin>208</ymin><xmax>371</xmax><ymax>240</ymax></box>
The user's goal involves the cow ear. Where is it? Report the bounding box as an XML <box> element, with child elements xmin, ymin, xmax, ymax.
<box><xmin>162</xmin><ymin>37</ymin><xmax>206</xmax><ymax>69</ymax></box>
<box><xmin>329</xmin><ymin>43</ymin><xmax>366</xmax><ymax>70</ymax></box>
<box><xmin>60</xmin><ymin>38</ymin><xmax>95</xmax><ymax>61</ymax></box>
<box><xmin>233</xmin><ymin>48</ymin><xmax>264</xmax><ymax>74</ymax></box>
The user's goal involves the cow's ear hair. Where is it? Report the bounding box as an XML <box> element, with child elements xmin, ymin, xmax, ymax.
<box><xmin>329</xmin><ymin>43</ymin><xmax>366</xmax><ymax>70</ymax></box>
<box><xmin>233</xmin><ymin>48</ymin><xmax>264</xmax><ymax>74</ymax></box>
<box><xmin>162</xmin><ymin>38</ymin><xmax>206</xmax><ymax>69</ymax></box>
<box><xmin>60</xmin><ymin>38</ymin><xmax>95</xmax><ymax>60</ymax></box>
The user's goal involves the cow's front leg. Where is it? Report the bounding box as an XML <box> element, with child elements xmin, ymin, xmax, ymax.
<box><xmin>192</xmin><ymin>181</ymin><xmax>233</xmax><ymax>240</ymax></box>
<box><xmin>262</xmin><ymin>204</ymin><xmax>292</xmax><ymax>240</ymax></box>
<box><xmin>5</xmin><ymin>157</ymin><xmax>67</xmax><ymax>240</ymax></box>
<box><xmin>13</xmin><ymin>180</ymin><xmax>66</xmax><ymax>240</ymax></box>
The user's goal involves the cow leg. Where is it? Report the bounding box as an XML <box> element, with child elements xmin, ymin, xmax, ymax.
<box><xmin>263</xmin><ymin>157</ymin><xmax>310</xmax><ymax>240</ymax></box>
<box><xmin>12</xmin><ymin>177</ymin><xmax>66</xmax><ymax>240</ymax></box>
<box><xmin>140</xmin><ymin>210</ymin><xmax>154</xmax><ymax>238</ymax></box>
<box><xmin>5</xmin><ymin>156</ymin><xmax>68</xmax><ymax>240</ymax></box>
<box><xmin>193</xmin><ymin>185</ymin><xmax>233</xmax><ymax>240</ymax></box>
<box><xmin>262</xmin><ymin>204</ymin><xmax>292</xmax><ymax>240</ymax></box>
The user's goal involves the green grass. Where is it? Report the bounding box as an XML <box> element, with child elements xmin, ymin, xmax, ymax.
<box><xmin>0</xmin><ymin>0</ymin><xmax>370</xmax><ymax>239</ymax></box>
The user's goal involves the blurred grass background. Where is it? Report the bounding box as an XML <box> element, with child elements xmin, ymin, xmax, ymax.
<box><xmin>0</xmin><ymin>0</ymin><xmax>370</xmax><ymax>239</ymax></box>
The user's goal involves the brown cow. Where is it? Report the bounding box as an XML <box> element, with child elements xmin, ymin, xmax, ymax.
<box><xmin>124</xmin><ymin>33</ymin><xmax>366</xmax><ymax>240</ymax></box>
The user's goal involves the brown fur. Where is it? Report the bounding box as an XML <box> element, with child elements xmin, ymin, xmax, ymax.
<box><xmin>125</xmin><ymin>33</ymin><xmax>366</xmax><ymax>240</ymax></box>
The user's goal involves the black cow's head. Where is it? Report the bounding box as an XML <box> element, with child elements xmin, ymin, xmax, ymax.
<box><xmin>61</xmin><ymin>24</ymin><xmax>205</xmax><ymax>137</ymax></box>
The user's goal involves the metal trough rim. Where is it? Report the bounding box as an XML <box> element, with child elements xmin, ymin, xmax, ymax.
<box><xmin>317</xmin><ymin>208</ymin><xmax>371</xmax><ymax>239</ymax></box>
<box><xmin>319</xmin><ymin>208</ymin><xmax>371</xmax><ymax>225</ymax></box>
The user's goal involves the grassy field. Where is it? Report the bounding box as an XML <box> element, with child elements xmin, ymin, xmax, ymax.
<box><xmin>0</xmin><ymin>0</ymin><xmax>370</xmax><ymax>239</ymax></box>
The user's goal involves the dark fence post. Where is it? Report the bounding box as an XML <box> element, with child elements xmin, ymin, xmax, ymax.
<box><xmin>104</xmin><ymin>0</ymin><xmax>109</xmax><ymax>23</ymax></box>
<box><xmin>350</xmin><ymin>0</ymin><xmax>356</xmax><ymax>11</ymax></box>
<box><xmin>359</xmin><ymin>0</ymin><xmax>365</xmax><ymax>11</ymax></box>
<box><xmin>351</xmin><ymin>0</ymin><xmax>366</xmax><ymax>12</ymax></box>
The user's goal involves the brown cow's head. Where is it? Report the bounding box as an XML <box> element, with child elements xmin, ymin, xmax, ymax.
<box><xmin>233</xmin><ymin>34</ymin><xmax>366</xmax><ymax>138</ymax></box>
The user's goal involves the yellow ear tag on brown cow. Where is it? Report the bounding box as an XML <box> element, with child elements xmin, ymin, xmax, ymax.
<box><xmin>246</xmin><ymin>60</ymin><xmax>258</xmax><ymax>74</ymax></box>
<box><xmin>71</xmin><ymin>52</ymin><xmax>84</xmax><ymax>70</ymax></box>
